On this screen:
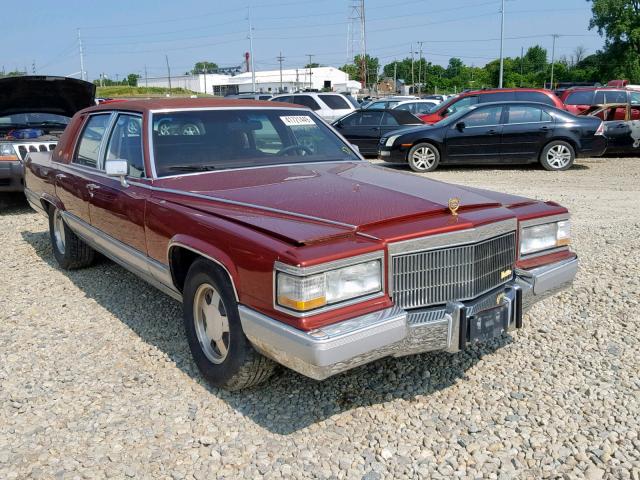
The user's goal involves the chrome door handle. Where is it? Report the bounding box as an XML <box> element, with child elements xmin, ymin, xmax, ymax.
<box><xmin>87</xmin><ymin>184</ymin><xmax>100</xmax><ymax>190</ymax></box>
<box><xmin>55</xmin><ymin>173</ymin><xmax>67</xmax><ymax>180</ymax></box>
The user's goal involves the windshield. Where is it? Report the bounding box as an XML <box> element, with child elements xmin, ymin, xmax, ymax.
<box><xmin>152</xmin><ymin>109</ymin><xmax>359</xmax><ymax>177</ymax></box>
<box><xmin>0</xmin><ymin>112</ymin><xmax>70</xmax><ymax>128</ymax></box>
<box><xmin>432</xmin><ymin>106</ymin><xmax>476</xmax><ymax>127</ymax></box>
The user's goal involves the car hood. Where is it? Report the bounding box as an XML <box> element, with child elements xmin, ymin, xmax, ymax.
<box><xmin>154</xmin><ymin>162</ymin><xmax>532</xmax><ymax>245</ymax></box>
<box><xmin>0</xmin><ymin>76</ymin><xmax>96</xmax><ymax>117</ymax></box>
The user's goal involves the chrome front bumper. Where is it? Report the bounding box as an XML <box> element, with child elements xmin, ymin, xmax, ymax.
<box><xmin>239</xmin><ymin>256</ymin><xmax>578</xmax><ymax>380</ymax></box>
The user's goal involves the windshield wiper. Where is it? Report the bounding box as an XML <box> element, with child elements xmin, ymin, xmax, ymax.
<box><xmin>28</xmin><ymin>121</ymin><xmax>68</xmax><ymax>127</ymax></box>
<box><xmin>167</xmin><ymin>165</ymin><xmax>217</xmax><ymax>172</ymax></box>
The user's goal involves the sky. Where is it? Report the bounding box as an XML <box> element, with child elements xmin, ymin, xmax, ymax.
<box><xmin>3</xmin><ymin>0</ymin><xmax>603</xmax><ymax>81</ymax></box>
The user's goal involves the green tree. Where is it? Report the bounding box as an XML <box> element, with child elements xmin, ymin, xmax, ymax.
<box><xmin>523</xmin><ymin>45</ymin><xmax>547</xmax><ymax>74</ymax></box>
<box><xmin>589</xmin><ymin>0</ymin><xmax>640</xmax><ymax>81</ymax></box>
<box><xmin>126</xmin><ymin>73</ymin><xmax>140</xmax><ymax>86</ymax></box>
<box><xmin>191</xmin><ymin>61</ymin><xmax>219</xmax><ymax>74</ymax></box>
<box><xmin>304</xmin><ymin>62</ymin><xmax>321</xmax><ymax>68</ymax></box>
<box><xmin>340</xmin><ymin>54</ymin><xmax>379</xmax><ymax>85</ymax></box>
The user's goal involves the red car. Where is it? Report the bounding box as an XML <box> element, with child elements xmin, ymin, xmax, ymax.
<box><xmin>560</xmin><ymin>87</ymin><xmax>640</xmax><ymax>120</ymax></box>
<box><xmin>419</xmin><ymin>88</ymin><xmax>564</xmax><ymax>124</ymax></box>
<box><xmin>24</xmin><ymin>98</ymin><xmax>578</xmax><ymax>390</ymax></box>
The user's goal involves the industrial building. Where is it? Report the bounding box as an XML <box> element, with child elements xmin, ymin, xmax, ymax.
<box><xmin>144</xmin><ymin>66</ymin><xmax>361</xmax><ymax>96</ymax></box>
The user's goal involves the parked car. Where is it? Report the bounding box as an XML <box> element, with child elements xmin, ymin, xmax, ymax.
<box><xmin>421</xmin><ymin>94</ymin><xmax>448</xmax><ymax>102</ymax></box>
<box><xmin>225</xmin><ymin>93</ymin><xmax>273</xmax><ymax>101</ymax></box>
<box><xmin>580</xmin><ymin>102</ymin><xmax>640</xmax><ymax>154</ymax></box>
<box><xmin>363</xmin><ymin>96</ymin><xmax>418</xmax><ymax>110</ymax></box>
<box><xmin>418</xmin><ymin>88</ymin><xmax>565</xmax><ymax>124</ymax></box>
<box><xmin>0</xmin><ymin>76</ymin><xmax>95</xmax><ymax>192</ymax></box>
<box><xmin>560</xmin><ymin>87</ymin><xmax>640</xmax><ymax>119</ymax></box>
<box><xmin>23</xmin><ymin>98</ymin><xmax>578</xmax><ymax>390</ymax></box>
<box><xmin>332</xmin><ymin>109</ymin><xmax>423</xmax><ymax>156</ymax></box>
<box><xmin>270</xmin><ymin>92</ymin><xmax>354</xmax><ymax>122</ymax></box>
<box><xmin>392</xmin><ymin>99</ymin><xmax>440</xmax><ymax>115</ymax></box>
<box><xmin>379</xmin><ymin>101</ymin><xmax>606</xmax><ymax>172</ymax></box>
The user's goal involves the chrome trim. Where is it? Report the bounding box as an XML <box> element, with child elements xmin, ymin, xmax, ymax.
<box><xmin>518</xmin><ymin>213</ymin><xmax>570</xmax><ymax>260</ymax></box>
<box><xmin>387</xmin><ymin>218</ymin><xmax>517</xmax><ymax>256</ymax></box>
<box><xmin>61</xmin><ymin>211</ymin><xmax>182</xmax><ymax>301</ymax></box>
<box><xmin>516</xmin><ymin>256</ymin><xmax>578</xmax><ymax>309</ymax></box>
<box><xmin>273</xmin><ymin>251</ymin><xmax>385</xmax><ymax>318</ymax></box>
<box><xmin>166</xmin><ymin>241</ymin><xmax>239</xmax><ymax>302</ymax></box>
<box><xmin>71</xmin><ymin>112</ymin><xmax>116</xmax><ymax>171</ymax></box>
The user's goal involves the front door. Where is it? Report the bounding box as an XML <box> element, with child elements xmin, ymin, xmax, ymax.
<box><xmin>337</xmin><ymin>111</ymin><xmax>383</xmax><ymax>155</ymax></box>
<box><xmin>56</xmin><ymin>113</ymin><xmax>112</xmax><ymax>224</ymax></box>
<box><xmin>444</xmin><ymin>105</ymin><xmax>503</xmax><ymax>163</ymax></box>
<box><xmin>88</xmin><ymin>113</ymin><xmax>149</xmax><ymax>253</ymax></box>
<box><xmin>501</xmin><ymin>105</ymin><xmax>555</xmax><ymax>163</ymax></box>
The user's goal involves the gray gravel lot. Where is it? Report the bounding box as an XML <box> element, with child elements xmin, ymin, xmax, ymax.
<box><xmin>1</xmin><ymin>157</ymin><xmax>639</xmax><ymax>480</ymax></box>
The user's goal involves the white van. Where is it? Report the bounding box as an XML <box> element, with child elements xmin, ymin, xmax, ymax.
<box><xmin>270</xmin><ymin>93</ymin><xmax>355</xmax><ymax>122</ymax></box>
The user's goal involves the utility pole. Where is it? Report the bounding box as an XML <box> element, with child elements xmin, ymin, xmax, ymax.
<box><xmin>99</xmin><ymin>73</ymin><xmax>104</xmax><ymax>87</ymax></box>
<box><xmin>393</xmin><ymin>60</ymin><xmax>397</xmax><ymax>94</ymax></box>
<box><xmin>519</xmin><ymin>46</ymin><xmax>524</xmax><ymax>87</ymax></box>
<box><xmin>202</xmin><ymin>68</ymin><xmax>207</xmax><ymax>95</ymax></box>
<box><xmin>248</xmin><ymin>6</ymin><xmax>256</xmax><ymax>93</ymax></box>
<box><xmin>410</xmin><ymin>43</ymin><xmax>415</xmax><ymax>91</ymax></box>
<box><xmin>498</xmin><ymin>0</ymin><xmax>505</xmax><ymax>88</ymax></box>
<box><xmin>77</xmin><ymin>29</ymin><xmax>85</xmax><ymax>81</ymax></box>
<box><xmin>417</xmin><ymin>41</ymin><xmax>423</xmax><ymax>96</ymax></box>
<box><xmin>144</xmin><ymin>65</ymin><xmax>148</xmax><ymax>87</ymax></box>
<box><xmin>550</xmin><ymin>34</ymin><xmax>559</xmax><ymax>89</ymax></box>
<box><xmin>277</xmin><ymin>52</ymin><xmax>285</xmax><ymax>93</ymax></box>
<box><xmin>165</xmin><ymin>55</ymin><xmax>172</xmax><ymax>90</ymax></box>
<box><xmin>361</xmin><ymin>0</ymin><xmax>367</xmax><ymax>89</ymax></box>
<box><xmin>306</xmin><ymin>54</ymin><xmax>314</xmax><ymax>90</ymax></box>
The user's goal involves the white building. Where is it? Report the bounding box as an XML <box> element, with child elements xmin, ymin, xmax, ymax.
<box><xmin>145</xmin><ymin>67</ymin><xmax>361</xmax><ymax>96</ymax></box>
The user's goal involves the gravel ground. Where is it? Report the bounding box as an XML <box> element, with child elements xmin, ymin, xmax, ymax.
<box><xmin>1</xmin><ymin>157</ymin><xmax>639</xmax><ymax>480</ymax></box>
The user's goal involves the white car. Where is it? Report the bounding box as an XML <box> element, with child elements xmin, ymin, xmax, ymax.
<box><xmin>392</xmin><ymin>99</ymin><xmax>441</xmax><ymax>115</ymax></box>
<box><xmin>270</xmin><ymin>93</ymin><xmax>355</xmax><ymax>122</ymax></box>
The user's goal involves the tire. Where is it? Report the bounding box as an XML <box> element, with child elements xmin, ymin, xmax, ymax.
<box><xmin>407</xmin><ymin>142</ymin><xmax>440</xmax><ymax>172</ymax></box>
<box><xmin>48</xmin><ymin>207</ymin><xmax>95</xmax><ymax>270</ymax></box>
<box><xmin>182</xmin><ymin>259</ymin><xmax>276</xmax><ymax>390</ymax></box>
<box><xmin>540</xmin><ymin>140</ymin><xmax>575</xmax><ymax>171</ymax></box>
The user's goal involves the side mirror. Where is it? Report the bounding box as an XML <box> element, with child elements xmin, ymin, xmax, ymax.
<box><xmin>334</xmin><ymin>120</ymin><xmax>343</xmax><ymax>128</ymax></box>
<box><xmin>456</xmin><ymin>121</ymin><xmax>466</xmax><ymax>131</ymax></box>
<box><xmin>351</xmin><ymin>144</ymin><xmax>360</xmax><ymax>153</ymax></box>
<box><xmin>105</xmin><ymin>159</ymin><xmax>129</xmax><ymax>187</ymax></box>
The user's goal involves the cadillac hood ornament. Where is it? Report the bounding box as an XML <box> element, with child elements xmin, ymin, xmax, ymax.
<box><xmin>448</xmin><ymin>197</ymin><xmax>460</xmax><ymax>215</ymax></box>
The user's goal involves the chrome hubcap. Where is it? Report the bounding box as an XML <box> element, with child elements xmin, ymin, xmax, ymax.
<box><xmin>546</xmin><ymin>145</ymin><xmax>572</xmax><ymax>169</ymax></box>
<box><xmin>411</xmin><ymin>146</ymin><xmax>436</xmax><ymax>170</ymax></box>
<box><xmin>182</xmin><ymin>124</ymin><xmax>199</xmax><ymax>136</ymax></box>
<box><xmin>193</xmin><ymin>283</ymin><xmax>230</xmax><ymax>364</ymax></box>
<box><xmin>158</xmin><ymin>123</ymin><xmax>171</xmax><ymax>136</ymax></box>
<box><xmin>53</xmin><ymin>210</ymin><xmax>66</xmax><ymax>254</ymax></box>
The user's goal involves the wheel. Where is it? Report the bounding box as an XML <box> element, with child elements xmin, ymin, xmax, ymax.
<box><xmin>540</xmin><ymin>141</ymin><xmax>575</xmax><ymax>171</ymax></box>
<box><xmin>407</xmin><ymin>142</ymin><xmax>440</xmax><ymax>172</ymax></box>
<box><xmin>181</xmin><ymin>123</ymin><xmax>201</xmax><ymax>136</ymax></box>
<box><xmin>183</xmin><ymin>259</ymin><xmax>276</xmax><ymax>390</ymax></box>
<box><xmin>48</xmin><ymin>207</ymin><xmax>95</xmax><ymax>270</ymax></box>
<box><xmin>158</xmin><ymin>120</ymin><xmax>172</xmax><ymax>136</ymax></box>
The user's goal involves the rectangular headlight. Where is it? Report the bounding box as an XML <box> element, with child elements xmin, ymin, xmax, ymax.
<box><xmin>276</xmin><ymin>256</ymin><xmax>383</xmax><ymax>313</ymax></box>
<box><xmin>520</xmin><ymin>219</ymin><xmax>571</xmax><ymax>256</ymax></box>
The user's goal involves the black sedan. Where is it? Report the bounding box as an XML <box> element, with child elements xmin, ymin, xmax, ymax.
<box><xmin>332</xmin><ymin>109</ymin><xmax>423</xmax><ymax>156</ymax></box>
<box><xmin>378</xmin><ymin>101</ymin><xmax>607</xmax><ymax>172</ymax></box>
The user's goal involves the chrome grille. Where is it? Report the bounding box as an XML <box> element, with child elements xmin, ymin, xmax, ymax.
<box><xmin>391</xmin><ymin>232</ymin><xmax>516</xmax><ymax>309</ymax></box>
<box><xmin>16</xmin><ymin>143</ymin><xmax>56</xmax><ymax>160</ymax></box>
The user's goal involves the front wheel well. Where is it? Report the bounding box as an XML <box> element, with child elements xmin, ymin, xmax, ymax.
<box><xmin>169</xmin><ymin>246</ymin><xmax>237</xmax><ymax>299</ymax></box>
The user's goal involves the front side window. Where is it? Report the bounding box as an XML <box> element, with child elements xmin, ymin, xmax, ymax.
<box><xmin>152</xmin><ymin>109</ymin><xmax>359</xmax><ymax>177</ymax></box>
<box><xmin>358</xmin><ymin>111</ymin><xmax>383</xmax><ymax>125</ymax></box>
<box><xmin>462</xmin><ymin>106</ymin><xmax>503</xmax><ymax>127</ymax></box>
<box><xmin>566</xmin><ymin>91</ymin><xmax>594</xmax><ymax>105</ymax></box>
<box><xmin>394</xmin><ymin>103</ymin><xmax>413</xmax><ymax>112</ymax></box>
<box><xmin>447</xmin><ymin>96</ymin><xmax>478</xmax><ymax>114</ymax></box>
<box><xmin>506</xmin><ymin>105</ymin><xmax>551</xmax><ymax>124</ymax></box>
<box><xmin>318</xmin><ymin>95</ymin><xmax>350</xmax><ymax>110</ymax></box>
<box><xmin>597</xmin><ymin>90</ymin><xmax>628</xmax><ymax>104</ymax></box>
<box><xmin>381</xmin><ymin>112</ymin><xmax>399</xmax><ymax>126</ymax></box>
<box><xmin>74</xmin><ymin>114</ymin><xmax>111</xmax><ymax>168</ymax></box>
<box><xmin>105</xmin><ymin>114</ymin><xmax>145</xmax><ymax>178</ymax></box>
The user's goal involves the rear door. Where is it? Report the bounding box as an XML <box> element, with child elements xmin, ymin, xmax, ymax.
<box><xmin>88</xmin><ymin>113</ymin><xmax>150</xmax><ymax>253</ymax></box>
<box><xmin>501</xmin><ymin>105</ymin><xmax>555</xmax><ymax>162</ymax></box>
<box><xmin>444</xmin><ymin>105</ymin><xmax>504</xmax><ymax>163</ymax></box>
<box><xmin>335</xmin><ymin>111</ymin><xmax>383</xmax><ymax>154</ymax></box>
<box><xmin>56</xmin><ymin>113</ymin><xmax>112</xmax><ymax>224</ymax></box>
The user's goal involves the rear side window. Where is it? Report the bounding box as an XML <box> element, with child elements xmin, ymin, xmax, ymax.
<box><xmin>319</xmin><ymin>94</ymin><xmax>350</xmax><ymax>110</ymax></box>
<box><xmin>480</xmin><ymin>91</ymin><xmax>515</xmax><ymax>102</ymax></box>
<box><xmin>390</xmin><ymin>110</ymin><xmax>421</xmax><ymax>124</ymax></box>
<box><xmin>631</xmin><ymin>91</ymin><xmax>640</xmax><ymax>105</ymax></box>
<box><xmin>74</xmin><ymin>114</ymin><xmax>110</xmax><ymax>168</ymax></box>
<box><xmin>507</xmin><ymin>105</ymin><xmax>552</xmax><ymax>123</ymax></box>
<box><xmin>105</xmin><ymin>114</ymin><xmax>145</xmax><ymax>178</ymax></box>
<box><xmin>463</xmin><ymin>106</ymin><xmax>503</xmax><ymax>127</ymax></box>
<box><xmin>595</xmin><ymin>90</ymin><xmax>627</xmax><ymax>104</ymax></box>
<box><xmin>292</xmin><ymin>95</ymin><xmax>321</xmax><ymax>111</ymax></box>
<box><xmin>394</xmin><ymin>103</ymin><xmax>413</xmax><ymax>112</ymax></box>
<box><xmin>565</xmin><ymin>91</ymin><xmax>594</xmax><ymax>105</ymax></box>
<box><xmin>515</xmin><ymin>91</ymin><xmax>555</xmax><ymax>106</ymax></box>
<box><xmin>272</xmin><ymin>96</ymin><xmax>292</xmax><ymax>103</ymax></box>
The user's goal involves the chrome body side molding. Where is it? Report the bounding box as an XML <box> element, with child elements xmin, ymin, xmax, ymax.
<box><xmin>61</xmin><ymin>212</ymin><xmax>182</xmax><ymax>302</ymax></box>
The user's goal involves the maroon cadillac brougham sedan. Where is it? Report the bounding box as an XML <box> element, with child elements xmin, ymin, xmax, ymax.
<box><xmin>24</xmin><ymin>98</ymin><xmax>578</xmax><ymax>390</ymax></box>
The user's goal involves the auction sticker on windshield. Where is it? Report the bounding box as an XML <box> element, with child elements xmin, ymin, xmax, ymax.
<box><xmin>280</xmin><ymin>115</ymin><xmax>316</xmax><ymax>126</ymax></box>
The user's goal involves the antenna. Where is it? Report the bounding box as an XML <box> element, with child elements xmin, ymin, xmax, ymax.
<box><xmin>77</xmin><ymin>29</ymin><xmax>85</xmax><ymax>81</ymax></box>
<box><xmin>348</xmin><ymin>0</ymin><xmax>366</xmax><ymax>87</ymax></box>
